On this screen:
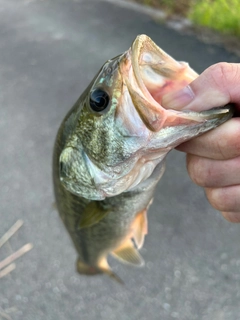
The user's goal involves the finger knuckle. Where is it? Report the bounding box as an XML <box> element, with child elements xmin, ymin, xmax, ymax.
<box><xmin>187</xmin><ymin>155</ymin><xmax>210</xmax><ymax>187</ymax></box>
<box><xmin>207</xmin><ymin>62</ymin><xmax>240</xmax><ymax>103</ymax></box>
<box><xmin>218</xmin><ymin>119</ymin><xmax>240</xmax><ymax>159</ymax></box>
<box><xmin>221</xmin><ymin>211</ymin><xmax>240</xmax><ymax>223</ymax></box>
<box><xmin>206</xmin><ymin>187</ymin><xmax>240</xmax><ymax>212</ymax></box>
<box><xmin>208</xmin><ymin>62</ymin><xmax>233</xmax><ymax>89</ymax></box>
<box><xmin>215</xmin><ymin>138</ymin><xmax>230</xmax><ymax>160</ymax></box>
<box><xmin>205</xmin><ymin>188</ymin><xmax>226</xmax><ymax>211</ymax></box>
<box><xmin>230</xmin><ymin>119</ymin><xmax>240</xmax><ymax>157</ymax></box>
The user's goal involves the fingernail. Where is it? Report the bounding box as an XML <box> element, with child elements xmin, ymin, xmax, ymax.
<box><xmin>162</xmin><ymin>85</ymin><xmax>195</xmax><ymax>110</ymax></box>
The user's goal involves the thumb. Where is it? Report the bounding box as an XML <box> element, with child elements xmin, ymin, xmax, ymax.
<box><xmin>162</xmin><ymin>62</ymin><xmax>240</xmax><ymax>112</ymax></box>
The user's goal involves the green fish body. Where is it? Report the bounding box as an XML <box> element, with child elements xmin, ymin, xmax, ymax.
<box><xmin>53</xmin><ymin>35</ymin><xmax>233</xmax><ymax>281</ymax></box>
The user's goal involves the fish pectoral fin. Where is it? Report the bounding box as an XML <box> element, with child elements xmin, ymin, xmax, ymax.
<box><xmin>132</xmin><ymin>208</ymin><xmax>148</xmax><ymax>249</ymax></box>
<box><xmin>79</xmin><ymin>202</ymin><xmax>110</xmax><ymax>229</ymax></box>
<box><xmin>112</xmin><ymin>239</ymin><xmax>144</xmax><ymax>266</ymax></box>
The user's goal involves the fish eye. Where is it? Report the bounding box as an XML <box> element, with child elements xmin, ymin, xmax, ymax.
<box><xmin>89</xmin><ymin>89</ymin><xmax>110</xmax><ymax>113</ymax></box>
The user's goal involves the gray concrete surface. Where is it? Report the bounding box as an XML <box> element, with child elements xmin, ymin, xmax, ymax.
<box><xmin>0</xmin><ymin>0</ymin><xmax>240</xmax><ymax>319</ymax></box>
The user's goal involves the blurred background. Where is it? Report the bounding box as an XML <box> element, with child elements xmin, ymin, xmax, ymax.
<box><xmin>0</xmin><ymin>0</ymin><xmax>240</xmax><ymax>319</ymax></box>
<box><xmin>133</xmin><ymin>0</ymin><xmax>240</xmax><ymax>37</ymax></box>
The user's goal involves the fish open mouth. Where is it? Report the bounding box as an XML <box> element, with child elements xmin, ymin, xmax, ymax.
<box><xmin>131</xmin><ymin>34</ymin><xmax>198</xmax><ymax>108</ymax></box>
<box><xmin>123</xmin><ymin>34</ymin><xmax>232</xmax><ymax>132</ymax></box>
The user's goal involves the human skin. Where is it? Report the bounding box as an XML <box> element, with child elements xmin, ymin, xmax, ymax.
<box><xmin>162</xmin><ymin>62</ymin><xmax>240</xmax><ymax>223</ymax></box>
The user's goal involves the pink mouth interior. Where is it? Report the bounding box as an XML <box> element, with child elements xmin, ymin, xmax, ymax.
<box><xmin>126</xmin><ymin>35</ymin><xmax>201</xmax><ymax>131</ymax></box>
<box><xmin>138</xmin><ymin>58</ymin><xmax>196</xmax><ymax>108</ymax></box>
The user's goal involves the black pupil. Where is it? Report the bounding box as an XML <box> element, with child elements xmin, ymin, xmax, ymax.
<box><xmin>89</xmin><ymin>89</ymin><xmax>109</xmax><ymax>112</ymax></box>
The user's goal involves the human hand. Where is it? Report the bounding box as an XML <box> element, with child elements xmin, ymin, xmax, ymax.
<box><xmin>162</xmin><ymin>63</ymin><xmax>240</xmax><ymax>222</ymax></box>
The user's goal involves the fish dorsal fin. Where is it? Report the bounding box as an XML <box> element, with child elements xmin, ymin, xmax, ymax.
<box><xmin>112</xmin><ymin>239</ymin><xmax>144</xmax><ymax>266</ymax></box>
<box><xmin>132</xmin><ymin>209</ymin><xmax>148</xmax><ymax>249</ymax></box>
<box><xmin>79</xmin><ymin>202</ymin><xmax>110</xmax><ymax>229</ymax></box>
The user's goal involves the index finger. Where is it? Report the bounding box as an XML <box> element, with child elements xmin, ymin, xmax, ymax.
<box><xmin>177</xmin><ymin>118</ymin><xmax>240</xmax><ymax>160</ymax></box>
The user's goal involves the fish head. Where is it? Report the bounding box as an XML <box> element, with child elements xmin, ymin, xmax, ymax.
<box><xmin>59</xmin><ymin>35</ymin><xmax>233</xmax><ymax>200</ymax></box>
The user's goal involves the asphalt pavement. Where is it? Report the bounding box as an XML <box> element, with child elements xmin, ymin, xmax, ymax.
<box><xmin>0</xmin><ymin>0</ymin><xmax>240</xmax><ymax>319</ymax></box>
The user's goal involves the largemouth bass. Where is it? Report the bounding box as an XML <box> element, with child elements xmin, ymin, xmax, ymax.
<box><xmin>53</xmin><ymin>35</ymin><xmax>232</xmax><ymax>282</ymax></box>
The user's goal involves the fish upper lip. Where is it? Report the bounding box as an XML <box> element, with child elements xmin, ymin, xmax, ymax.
<box><xmin>130</xmin><ymin>35</ymin><xmax>158</xmax><ymax>108</ymax></box>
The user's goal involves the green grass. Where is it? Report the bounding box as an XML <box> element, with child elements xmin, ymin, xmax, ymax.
<box><xmin>132</xmin><ymin>0</ymin><xmax>240</xmax><ymax>37</ymax></box>
<box><xmin>189</xmin><ymin>0</ymin><xmax>240</xmax><ymax>37</ymax></box>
